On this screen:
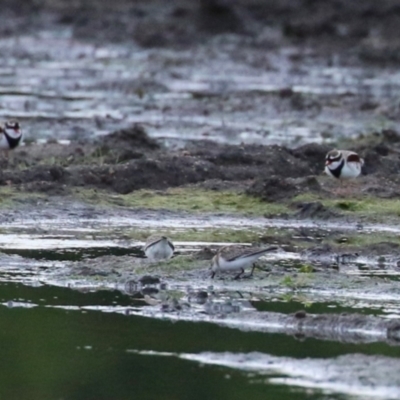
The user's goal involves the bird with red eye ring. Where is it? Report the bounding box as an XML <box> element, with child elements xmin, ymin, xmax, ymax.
<box><xmin>0</xmin><ymin>120</ymin><xmax>22</xmax><ymax>151</ymax></box>
<box><xmin>324</xmin><ymin>149</ymin><xmax>364</xmax><ymax>180</ymax></box>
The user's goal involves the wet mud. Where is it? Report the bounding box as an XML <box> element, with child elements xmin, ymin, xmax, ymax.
<box><xmin>5</xmin><ymin>123</ymin><xmax>400</xmax><ymax>206</ymax></box>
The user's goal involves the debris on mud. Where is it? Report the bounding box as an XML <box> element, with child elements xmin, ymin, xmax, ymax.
<box><xmin>96</xmin><ymin>124</ymin><xmax>161</xmax><ymax>163</ymax></box>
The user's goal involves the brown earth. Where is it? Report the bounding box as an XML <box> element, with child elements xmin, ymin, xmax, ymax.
<box><xmin>2</xmin><ymin>123</ymin><xmax>400</xmax><ymax>203</ymax></box>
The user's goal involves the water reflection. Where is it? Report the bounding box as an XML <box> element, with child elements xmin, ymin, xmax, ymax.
<box><xmin>0</xmin><ymin>282</ymin><xmax>399</xmax><ymax>400</ymax></box>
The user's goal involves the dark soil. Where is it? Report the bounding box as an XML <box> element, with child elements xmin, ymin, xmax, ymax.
<box><xmin>4</xmin><ymin>122</ymin><xmax>400</xmax><ymax>203</ymax></box>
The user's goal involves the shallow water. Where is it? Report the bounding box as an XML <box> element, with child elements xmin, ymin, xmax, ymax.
<box><xmin>0</xmin><ymin>209</ymin><xmax>399</xmax><ymax>399</ymax></box>
<box><xmin>2</xmin><ymin>278</ymin><xmax>400</xmax><ymax>400</ymax></box>
<box><xmin>1</xmin><ymin>28</ymin><xmax>400</xmax><ymax>149</ymax></box>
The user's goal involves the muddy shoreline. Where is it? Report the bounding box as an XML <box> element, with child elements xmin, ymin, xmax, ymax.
<box><xmin>5</xmin><ymin>123</ymin><xmax>400</xmax><ymax>206</ymax></box>
<box><xmin>0</xmin><ymin>0</ymin><xmax>398</xmax><ymax>291</ymax></box>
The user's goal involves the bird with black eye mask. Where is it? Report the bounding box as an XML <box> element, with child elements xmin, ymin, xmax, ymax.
<box><xmin>324</xmin><ymin>149</ymin><xmax>363</xmax><ymax>180</ymax></box>
<box><xmin>0</xmin><ymin>120</ymin><xmax>22</xmax><ymax>151</ymax></box>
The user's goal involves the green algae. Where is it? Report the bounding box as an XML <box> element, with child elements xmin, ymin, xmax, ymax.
<box><xmin>153</xmin><ymin>254</ymin><xmax>208</xmax><ymax>273</ymax></box>
<box><xmin>119</xmin><ymin>188</ymin><xmax>288</xmax><ymax>215</ymax></box>
<box><xmin>123</xmin><ymin>227</ymin><xmax>271</xmax><ymax>244</ymax></box>
<box><xmin>293</xmin><ymin>192</ymin><xmax>400</xmax><ymax>220</ymax></box>
<box><xmin>74</xmin><ymin>187</ymin><xmax>289</xmax><ymax>215</ymax></box>
<box><xmin>74</xmin><ymin>186</ymin><xmax>400</xmax><ymax>223</ymax></box>
<box><xmin>0</xmin><ymin>186</ymin><xmax>46</xmax><ymax>208</ymax></box>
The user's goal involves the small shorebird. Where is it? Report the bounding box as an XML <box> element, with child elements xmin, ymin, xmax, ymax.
<box><xmin>324</xmin><ymin>149</ymin><xmax>363</xmax><ymax>180</ymax></box>
<box><xmin>211</xmin><ymin>245</ymin><xmax>278</xmax><ymax>279</ymax></box>
<box><xmin>0</xmin><ymin>120</ymin><xmax>23</xmax><ymax>152</ymax></box>
<box><xmin>144</xmin><ymin>235</ymin><xmax>174</xmax><ymax>261</ymax></box>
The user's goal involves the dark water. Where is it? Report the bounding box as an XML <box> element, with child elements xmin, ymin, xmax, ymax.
<box><xmin>0</xmin><ymin>280</ymin><xmax>399</xmax><ymax>400</ymax></box>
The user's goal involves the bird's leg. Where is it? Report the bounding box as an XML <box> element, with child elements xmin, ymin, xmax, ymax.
<box><xmin>333</xmin><ymin>178</ymin><xmax>347</xmax><ymax>197</ymax></box>
<box><xmin>337</xmin><ymin>178</ymin><xmax>359</xmax><ymax>197</ymax></box>
<box><xmin>234</xmin><ymin>268</ymin><xmax>244</xmax><ymax>280</ymax></box>
<box><xmin>7</xmin><ymin>149</ymin><xmax>12</xmax><ymax>168</ymax></box>
<box><xmin>210</xmin><ymin>271</ymin><xmax>216</xmax><ymax>279</ymax></box>
<box><xmin>250</xmin><ymin>263</ymin><xmax>256</xmax><ymax>276</ymax></box>
<box><xmin>1</xmin><ymin>149</ymin><xmax>9</xmax><ymax>169</ymax></box>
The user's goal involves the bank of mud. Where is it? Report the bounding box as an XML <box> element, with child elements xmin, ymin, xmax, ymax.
<box><xmin>3</xmin><ymin>123</ymin><xmax>400</xmax><ymax>217</ymax></box>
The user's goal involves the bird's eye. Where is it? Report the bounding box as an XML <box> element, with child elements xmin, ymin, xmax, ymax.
<box><xmin>7</xmin><ymin>122</ymin><xmax>18</xmax><ymax>130</ymax></box>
